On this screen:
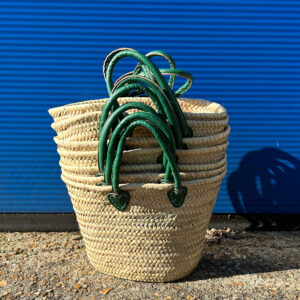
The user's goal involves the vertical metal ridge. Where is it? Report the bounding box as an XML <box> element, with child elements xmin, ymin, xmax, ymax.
<box><xmin>1</xmin><ymin>0</ymin><xmax>299</xmax><ymax>213</ymax></box>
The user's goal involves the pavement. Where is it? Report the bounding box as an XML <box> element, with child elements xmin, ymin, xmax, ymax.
<box><xmin>0</xmin><ymin>216</ymin><xmax>299</xmax><ymax>300</ymax></box>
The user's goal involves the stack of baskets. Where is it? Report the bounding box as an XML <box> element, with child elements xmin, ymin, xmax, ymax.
<box><xmin>49</xmin><ymin>48</ymin><xmax>230</xmax><ymax>282</ymax></box>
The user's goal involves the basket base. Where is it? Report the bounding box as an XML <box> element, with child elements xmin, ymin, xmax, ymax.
<box><xmin>86</xmin><ymin>248</ymin><xmax>204</xmax><ymax>282</ymax></box>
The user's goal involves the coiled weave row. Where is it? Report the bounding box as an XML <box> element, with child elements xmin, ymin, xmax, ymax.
<box><xmin>49</xmin><ymin>48</ymin><xmax>229</xmax><ymax>282</ymax></box>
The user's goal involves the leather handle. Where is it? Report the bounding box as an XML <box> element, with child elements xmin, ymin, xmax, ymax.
<box><xmin>135</xmin><ymin>50</ymin><xmax>176</xmax><ymax>90</ymax></box>
<box><xmin>98</xmin><ymin>102</ymin><xmax>159</xmax><ymax>173</ymax></box>
<box><xmin>105</xmin><ymin>119</ymin><xmax>187</xmax><ymax>211</ymax></box>
<box><xmin>103</xmin><ymin>49</ymin><xmax>193</xmax><ymax>138</ymax></box>
<box><xmin>101</xmin><ymin>111</ymin><xmax>176</xmax><ymax>180</ymax></box>
<box><xmin>99</xmin><ymin>82</ymin><xmax>183</xmax><ymax>148</ymax></box>
<box><xmin>156</xmin><ymin>68</ymin><xmax>193</xmax><ymax>98</ymax></box>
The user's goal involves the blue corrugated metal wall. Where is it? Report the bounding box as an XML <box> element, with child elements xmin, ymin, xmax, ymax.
<box><xmin>1</xmin><ymin>0</ymin><xmax>300</xmax><ymax>213</ymax></box>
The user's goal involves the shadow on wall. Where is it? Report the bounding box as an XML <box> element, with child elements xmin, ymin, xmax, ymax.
<box><xmin>227</xmin><ymin>147</ymin><xmax>300</xmax><ymax>230</ymax></box>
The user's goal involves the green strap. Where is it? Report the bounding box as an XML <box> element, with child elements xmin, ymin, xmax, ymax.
<box><xmin>99</xmin><ymin>82</ymin><xmax>182</xmax><ymax>147</ymax></box>
<box><xmin>152</xmin><ymin>68</ymin><xmax>193</xmax><ymax>98</ymax></box>
<box><xmin>109</xmin><ymin>76</ymin><xmax>183</xmax><ymax>147</ymax></box>
<box><xmin>112</xmin><ymin>68</ymin><xmax>193</xmax><ymax>100</ymax></box>
<box><xmin>105</xmin><ymin>49</ymin><xmax>193</xmax><ymax>137</ymax></box>
<box><xmin>134</xmin><ymin>50</ymin><xmax>176</xmax><ymax>90</ymax></box>
<box><xmin>111</xmin><ymin>120</ymin><xmax>178</xmax><ymax>191</ymax></box>
<box><xmin>103</xmin><ymin>111</ymin><xmax>176</xmax><ymax>181</ymax></box>
<box><xmin>106</xmin><ymin>119</ymin><xmax>187</xmax><ymax>211</ymax></box>
<box><xmin>98</xmin><ymin>102</ymin><xmax>158</xmax><ymax>173</ymax></box>
<box><xmin>99</xmin><ymin>83</ymin><xmax>164</xmax><ymax>130</ymax></box>
<box><xmin>103</xmin><ymin>48</ymin><xmax>152</xmax><ymax>88</ymax></box>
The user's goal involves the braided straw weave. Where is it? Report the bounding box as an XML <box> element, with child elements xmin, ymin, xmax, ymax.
<box><xmin>49</xmin><ymin>97</ymin><xmax>227</xmax><ymax>123</ymax></box>
<box><xmin>61</xmin><ymin>162</ymin><xmax>227</xmax><ymax>184</ymax></box>
<box><xmin>59</xmin><ymin>155</ymin><xmax>227</xmax><ymax>175</ymax></box>
<box><xmin>50</xmin><ymin>98</ymin><xmax>228</xmax><ymax>141</ymax></box>
<box><xmin>61</xmin><ymin>171</ymin><xmax>226</xmax><ymax>282</ymax></box>
<box><xmin>56</xmin><ymin>142</ymin><xmax>228</xmax><ymax>167</ymax></box>
<box><xmin>54</xmin><ymin>126</ymin><xmax>230</xmax><ymax>150</ymax></box>
<box><xmin>49</xmin><ymin>48</ymin><xmax>230</xmax><ymax>282</ymax></box>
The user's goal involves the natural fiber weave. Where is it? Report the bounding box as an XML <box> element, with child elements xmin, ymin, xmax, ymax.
<box><xmin>49</xmin><ymin>97</ymin><xmax>227</xmax><ymax>123</ymax></box>
<box><xmin>51</xmin><ymin>110</ymin><xmax>228</xmax><ymax>141</ymax></box>
<box><xmin>48</xmin><ymin>47</ymin><xmax>231</xmax><ymax>282</ymax></box>
<box><xmin>56</xmin><ymin>142</ymin><xmax>228</xmax><ymax>166</ymax></box>
<box><xmin>61</xmin><ymin>170</ymin><xmax>226</xmax><ymax>282</ymax></box>
<box><xmin>54</xmin><ymin>118</ymin><xmax>228</xmax><ymax>141</ymax></box>
<box><xmin>59</xmin><ymin>155</ymin><xmax>227</xmax><ymax>175</ymax></box>
<box><xmin>53</xmin><ymin>126</ymin><xmax>230</xmax><ymax>150</ymax></box>
<box><xmin>61</xmin><ymin>163</ymin><xmax>227</xmax><ymax>184</ymax></box>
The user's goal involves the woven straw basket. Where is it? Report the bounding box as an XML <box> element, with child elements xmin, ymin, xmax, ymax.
<box><xmin>50</xmin><ymin>98</ymin><xmax>228</xmax><ymax>141</ymax></box>
<box><xmin>49</xmin><ymin>97</ymin><xmax>227</xmax><ymax>123</ymax></box>
<box><xmin>58</xmin><ymin>155</ymin><xmax>227</xmax><ymax>175</ymax></box>
<box><xmin>54</xmin><ymin>125</ymin><xmax>230</xmax><ymax>150</ymax></box>
<box><xmin>57</xmin><ymin>143</ymin><xmax>228</xmax><ymax>166</ymax></box>
<box><xmin>49</xmin><ymin>48</ymin><xmax>229</xmax><ymax>282</ymax></box>
<box><xmin>61</xmin><ymin>171</ymin><xmax>225</xmax><ymax>282</ymax></box>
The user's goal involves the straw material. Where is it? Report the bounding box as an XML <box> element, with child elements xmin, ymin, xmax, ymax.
<box><xmin>61</xmin><ymin>170</ymin><xmax>226</xmax><ymax>282</ymax></box>
<box><xmin>49</xmin><ymin>97</ymin><xmax>228</xmax><ymax>123</ymax></box>
<box><xmin>59</xmin><ymin>155</ymin><xmax>227</xmax><ymax>175</ymax></box>
<box><xmin>54</xmin><ymin>118</ymin><xmax>228</xmax><ymax>141</ymax></box>
<box><xmin>51</xmin><ymin>109</ymin><xmax>228</xmax><ymax>141</ymax></box>
<box><xmin>61</xmin><ymin>163</ymin><xmax>227</xmax><ymax>184</ymax></box>
<box><xmin>53</xmin><ymin>126</ymin><xmax>230</xmax><ymax>150</ymax></box>
<box><xmin>56</xmin><ymin>142</ymin><xmax>228</xmax><ymax>167</ymax></box>
<box><xmin>49</xmin><ymin>94</ymin><xmax>229</xmax><ymax>282</ymax></box>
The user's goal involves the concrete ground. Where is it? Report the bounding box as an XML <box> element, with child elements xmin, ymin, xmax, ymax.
<box><xmin>0</xmin><ymin>217</ymin><xmax>299</xmax><ymax>300</ymax></box>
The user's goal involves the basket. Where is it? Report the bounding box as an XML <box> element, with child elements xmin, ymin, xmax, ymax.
<box><xmin>61</xmin><ymin>171</ymin><xmax>226</xmax><ymax>282</ymax></box>
<box><xmin>49</xmin><ymin>48</ymin><xmax>229</xmax><ymax>282</ymax></box>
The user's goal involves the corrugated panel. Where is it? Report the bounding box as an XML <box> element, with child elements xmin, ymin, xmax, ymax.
<box><xmin>1</xmin><ymin>0</ymin><xmax>300</xmax><ymax>213</ymax></box>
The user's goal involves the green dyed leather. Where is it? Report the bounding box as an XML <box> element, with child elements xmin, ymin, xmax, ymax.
<box><xmin>103</xmin><ymin>47</ymin><xmax>151</xmax><ymax>84</ymax></box>
<box><xmin>105</xmin><ymin>119</ymin><xmax>187</xmax><ymax>211</ymax></box>
<box><xmin>153</xmin><ymin>68</ymin><xmax>193</xmax><ymax>98</ymax></box>
<box><xmin>135</xmin><ymin>50</ymin><xmax>176</xmax><ymax>90</ymax></box>
<box><xmin>109</xmin><ymin>76</ymin><xmax>183</xmax><ymax>147</ymax></box>
<box><xmin>110</xmin><ymin>120</ymin><xmax>177</xmax><ymax>191</ymax></box>
<box><xmin>103</xmin><ymin>111</ymin><xmax>176</xmax><ymax>183</ymax></box>
<box><xmin>104</xmin><ymin>49</ymin><xmax>193</xmax><ymax>137</ymax></box>
<box><xmin>98</xmin><ymin>48</ymin><xmax>193</xmax><ymax>211</ymax></box>
<box><xmin>107</xmin><ymin>190</ymin><xmax>130</xmax><ymax>212</ymax></box>
<box><xmin>98</xmin><ymin>102</ymin><xmax>159</xmax><ymax>173</ymax></box>
<box><xmin>99</xmin><ymin>83</ymin><xmax>165</xmax><ymax>130</ymax></box>
<box><xmin>167</xmin><ymin>186</ymin><xmax>188</xmax><ymax>208</ymax></box>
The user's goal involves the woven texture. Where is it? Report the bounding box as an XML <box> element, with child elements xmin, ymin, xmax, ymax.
<box><xmin>59</xmin><ymin>155</ymin><xmax>227</xmax><ymax>175</ymax></box>
<box><xmin>49</xmin><ymin>47</ymin><xmax>229</xmax><ymax>282</ymax></box>
<box><xmin>50</xmin><ymin>98</ymin><xmax>228</xmax><ymax>141</ymax></box>
<box><xmin>50</xmin><ymin>96</ymin><xmax>228</xmax><ymax>281</ymax></box>
<box><xmin>57</xmin><ymin>143</ymin><xmax>228</xmax><ymax>166</ymax></box>
<box><xmin>49</xmin><ymin>97</ymin><xmax>227</xmax><ymax>123</ymax></box>
<box><xmin>61</xmin><ymin>171</ymin><xmax>225</xmax><ymax>282</ymax></box>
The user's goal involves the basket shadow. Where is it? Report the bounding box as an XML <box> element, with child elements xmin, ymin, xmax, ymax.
<box><xmin>180</xmin><ymin>230</ymin><xmax>299</xmax><ymax>282</ymax></box>
<box><xmin>227</xmin><ymin>147</ymin><xmax>300</xmax><ymax>230</ymax></box>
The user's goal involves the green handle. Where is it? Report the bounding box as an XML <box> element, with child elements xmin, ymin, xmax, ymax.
<box><xmin>134</xmin><ymin>50</ymin><xmax>176</xmax><ymax>90</ymax></box>
<box><xmin>112</xmin><ymin>120</ymin><xmax>177</xmax><ymax>190</ymax></box>
<box><xmin>106</xmin><ymin>119</ymin><xmax>187</xmax><ymax>211</ymax></box>
<box><xmin>103</xmin><ymin>48</ymin><xmax>151</xmax><ymax>91</ymax></box>
<box><xmin>102</xmin><ymin>111</ymin><xmax>176</xmax><ymax>179</ymax></box>
<box><xmin>152</xmin><ymin>68</ymin><xmax>193</xmax><ymax>98</ymax></box>
<box><xmin>98</xmin><ymin>102</ymin><xmax>159</xmax><ymax>173</ymax></box>
<box><xmin>105</xmin><ymin>49</ymin><xmax>177</xmax><ymax>91</ymax></box>
<box><xmin>112</xmin><ymin>68</ymin><xmax>193</xmax><ymax>100</ymax></box>
<box><xmin>104</xmin><ymin>49</ymin><xmax>193</xmax><ymax>137</ymax></box>
<box><xmin>109</xmin><ymin>76</ymin><xmax>183</xmax><ymax>147</ymax></box>
<box><xmin>99</xmin><ymin>82</ymin><xmax>183</xmax><ymax>148</ymax></box>
<box><xmin>103</xmin><ymin>47</ymin><xmax>151</xmax><ymax>83</ymax></box>
<box><xmin>99</xmin><ymin>83</ymin><xmax>166</xmax><ymax>131</ymax></box>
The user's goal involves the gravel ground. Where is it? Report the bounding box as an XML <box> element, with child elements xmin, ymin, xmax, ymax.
<box><xmin>0</xmin><ymin>226</ymin><xmax>299</xmax><ymax>299</ymax></box>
